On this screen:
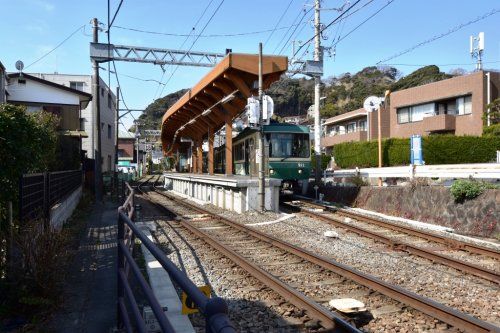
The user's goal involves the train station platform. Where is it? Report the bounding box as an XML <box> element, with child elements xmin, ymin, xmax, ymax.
<box><xmin>163</xmin><ymin>172</ymin><xmax>281</xmax><ymax>213</ymax></box>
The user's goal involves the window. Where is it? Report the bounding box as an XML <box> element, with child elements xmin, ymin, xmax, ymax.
<box><xmin>70</xmin><ymin>81</ymin><xmax>84</xmax><ymax>91</ymax></box>
<box><xmin>456</xmin><ymin>95</ymin><xmax>472</xmax><ymax>115</ymax></box>
<box><xmin>107</xmin><ymin>124</ymin><xmax>112</xmax><ymax>139</ymax></box>
<box><xmin>101</xmin><ymin>122</ymin><xmax>104</xmax><ymax>131</ymax></box>
<box><xmin>108</xmin><ymin>93</ymin><xmax>112</xmax><ymax>108</ymax></box>
<box><xmin>107</xmin><ymin>155</ymin><xmax>111</xmax><ymax>171</ymax></box>
<box><xmin>80</xmin><ymin>117</ymin><xmax>85</xmax><ymax>131</ymax></box>
<box><xmin>397</xmin><ymin>103</ymin><xmax>435</xmax><ymax>123</ymax></box>
<box><xmin>234</xmin><ymin>142</ymin><xmax>245</xmax><ymax>161</ymax></box>
<box><xmin>101</xmin><ymin>87</ymin><xmax>104</xmax><ymax>96</ymax></box>
<box><xmin>267</xmin><ymin>133</ymin><xmax>310</xmax><ymax>158</ymax></box>
<box><xmin>346</xmin><ymin>122</ymin><xmax>356</xmax><ymax>133</ymax></box>
<box><xmin>358</xmin><ymin>120</ymin><xmax>367</xmax><ymax>131</ymax></box>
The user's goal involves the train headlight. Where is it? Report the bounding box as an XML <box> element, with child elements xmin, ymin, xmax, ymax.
<box><xmin>298</xmin><ymin>169</ymin><xmax>303</xmax><ymax>174</ymax></box>
<box><xmin>270</xmin><ymin>169</ymin><xmax>274</xmax><ymax>175</ymax></box>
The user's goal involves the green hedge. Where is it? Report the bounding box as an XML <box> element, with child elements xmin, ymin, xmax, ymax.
<box><xmin>333</xmin><ymin>135</ymin><xmax>500</xmax><ymax>168</ymax></box>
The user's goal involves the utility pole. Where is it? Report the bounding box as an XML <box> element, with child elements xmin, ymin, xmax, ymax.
<box><xmin>258</xmin><ymin>42</ymin><xmax>265</xmax><ymax>212</ymax></box>
<box><xmin>313</xmin><ymin>0</ymin><xmax>322</xmax><ymax>184</ymax></box>
<box><xmin>114</xmin><ymin>86</ymin><xmax>120</xmax><ymax>198</ymax></box>
<box><xmin>92</xmin><ymin>18</ymin><xmax>103</xmax><ymax>201</ymax></box>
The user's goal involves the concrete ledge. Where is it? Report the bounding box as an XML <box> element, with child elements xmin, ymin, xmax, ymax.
<box><xmin>50</xmin><ymin>186</ymin><xmax>82</xmax><ymax>230</ymax></box>
<box><xmin>164</xmin><ymin>172</ymin><xmax>281</xmax><ymax>213</ymax></box>
<box><xmin>137</xmin><ymin>222</ymin><xmax>195</xmax><ymax>333</ymax></box>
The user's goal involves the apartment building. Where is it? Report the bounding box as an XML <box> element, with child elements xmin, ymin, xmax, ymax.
<box><xmin>321</xmin><ymin>70</ymin><xmax>500</xmax><ymax>153</ymax></box>
<box><xmin>321</xmin><ymin>107</ymin><xmax>390</xmax><ymax>154</ymax></box>
<box><xmin>390</xmin><ymin>70</ymin><xmax>499</xmax><ymax>137</ymax></box>
<box><xmin>29</xmin><ymin>73</ymin><xmax>117</xmax><ymax>172</ymax></box>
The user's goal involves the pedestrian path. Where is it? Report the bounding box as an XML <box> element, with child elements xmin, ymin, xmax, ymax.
<box><xmin>48</xmin><ymin>201</ymin><xmax>117</xmax><ymax>333</ymax></box>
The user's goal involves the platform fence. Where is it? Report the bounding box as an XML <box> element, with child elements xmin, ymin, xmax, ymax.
<box><xmin>117</xmin><ymin>182</ymin><xmax>235</xmax><ymax>333</ymax></box>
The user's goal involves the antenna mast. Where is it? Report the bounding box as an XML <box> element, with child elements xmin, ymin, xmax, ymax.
<box><xmin>470</xmin><ymin>32</ymin><xmax>484</xmax><ymax>71</ymax></box>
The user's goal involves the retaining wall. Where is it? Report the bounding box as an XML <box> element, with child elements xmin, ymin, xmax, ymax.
<box><xmin>315</xmin><ymin>185</ymin><xmax>499</xmax><ymax>238</ymax></box>
<box><xmin>50</xmin><ymin>186</ymin><xmax>82</xmax><ymax>230</ymax></box>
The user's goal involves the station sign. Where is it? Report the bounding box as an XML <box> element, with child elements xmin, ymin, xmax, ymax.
<box><xmin>145</xmin><ymin>130</ymin><xmax>162</xmax><ymax>136</ymax></box>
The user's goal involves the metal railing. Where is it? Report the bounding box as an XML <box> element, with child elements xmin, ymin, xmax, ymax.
<box><xmin>19</xmin><ymin>169</ymin><xmax>83</xmax><ymax>224</ymax></box>
<box><xmin>117</xmin><ymin>182</ymin><xmax>236</xmax><ymax>333</ymax></box>
<box><xmin>325</xmin><ymin>163</ymin><xmax>500</xmax><ymax>180</ymax></box>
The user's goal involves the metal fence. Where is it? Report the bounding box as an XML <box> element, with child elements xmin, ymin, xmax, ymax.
<box><xmin>19</xmin><ymin>169</ymin><xmax>83</xmax><ymax>224</ymax></box>
<box><xmin>117</xmin><ymin>183</ymin><xmax>235</xmax><ymax>333</ymax></box>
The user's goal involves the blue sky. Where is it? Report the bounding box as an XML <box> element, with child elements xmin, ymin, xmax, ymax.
<box><xmin>1</xmin><ymin>0</ymin><xmax>499</xmax><ymax>130</ymax></box>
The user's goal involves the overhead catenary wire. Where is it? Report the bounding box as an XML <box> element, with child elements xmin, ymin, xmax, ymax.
<box><xmin>157</xmin><ymin>0</ymin><xmax>225</xmax><ymax>100</ymax></box>
<box><xmin>108</xmin><ymin>0</ymin><xmax>124</xmax><ymax>30</ymax></box>
<box><xmin>273</xmin><ymin>7</ymin><xmax>311</xmax><ymax>55</ymax></box>
<box><xmin>25</xmin><ymin>24</ymin><xmax>85</xmax><ymax>69</ymax></box>
<box><xmin>376</xmin><ymin>8</ymin><xmax>500</xmax><ymax>64</ymax></box>
<box><xmin>378</xmin><ymin>60</ymin><xmax>500</xmax><ymax>67</ymax></box>
<box><xmin>153</xmin><ymin>0</ymin><xmax>217</xmax><ymax>101</ymax></box>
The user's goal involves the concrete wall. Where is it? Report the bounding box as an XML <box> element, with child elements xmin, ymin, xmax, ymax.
<box><xmin>50</xmin><ymin>186</ymin><xmax>82</xmax><ymax>230</ymax></box>
<box><xmin>316</xmin><ymin>185</ymin><xmax>499</xmax><ymax>238</ymax></box>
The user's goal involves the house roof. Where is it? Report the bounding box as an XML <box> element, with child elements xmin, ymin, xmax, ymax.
<box><xmin>118</xmin><ymin>130</ymin><xmax>136</xmax><ymax>139</ymax></box>
<box><xmin>0</xmin><ymin>61</ymin><xmax>5</xmax><ymax>71</ymax></box>
<box><xmin>323</xmin><ymin>108</ymin><xmax>367</xmax><ymax>125</ymax></box>
<box><xmin>8</xmin><ymin>72</ymin><xmax>92</xmax><ymax>99</ymax></box>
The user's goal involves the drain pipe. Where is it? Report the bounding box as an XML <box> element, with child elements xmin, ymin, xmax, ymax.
<box><xmin>486</xmin><ymin>71</ymin><xmax>491</xmax><ymax>126</ymax></box>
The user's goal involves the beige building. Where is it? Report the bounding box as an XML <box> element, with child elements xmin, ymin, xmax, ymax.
<box><xmin>321</xmin><ymin>70</ymin><xmax>500</xmax><ymax>153</ymax></box>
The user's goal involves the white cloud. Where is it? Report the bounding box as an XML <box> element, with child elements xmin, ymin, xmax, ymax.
<box><xmin>24</xmin><ymin>20</ymin><xmax>49</xmax><ymax>34</ymax></box>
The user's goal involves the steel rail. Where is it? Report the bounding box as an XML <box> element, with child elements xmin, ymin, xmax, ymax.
<box><xmin>298</xmin><ymin>198</ymin><xmax>500</xmax><ymax>260</ymax></box>
<box><xmin>139</xmin><ymin>180</ymin><xmax>360</xmax><ymax>332</ymax></box>
<box><xmin>152</xmin><ymin>188</ymin><xmax>499</xmax><ymax>333</ymax></box>
<box><xmin>281</xmin><ymin>202</ymin><xmax>500</xmax><ymax>284</ymax></box>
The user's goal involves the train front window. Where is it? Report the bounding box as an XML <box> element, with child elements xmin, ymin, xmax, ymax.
<box><xmin>267</xmin><ymin>133</ymin><xmax>310</xmax><ymax>158</ymax></box>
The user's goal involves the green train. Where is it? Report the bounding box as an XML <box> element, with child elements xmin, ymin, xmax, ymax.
<box><xmin>213</xmin><ymin>123</ymin><xmax>311</xmax><ymax>190</ymax></box>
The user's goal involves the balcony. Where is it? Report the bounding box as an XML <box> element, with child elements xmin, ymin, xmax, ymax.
<box><xmin>423</xmin><ymin>114</ymin><xmax>456</xmax><ymax>133</ymax></box>
<box><xmin>321</xmin><ymin>130</ymin><xmax>367</xmax><ymax>147</ymax></box>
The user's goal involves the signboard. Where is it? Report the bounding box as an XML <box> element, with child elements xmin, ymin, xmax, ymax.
<box><xmin>145</xmin><ymin>130</ymin><xmax>162</xmax><ymax>136</ymax></box>
<box><xmin>181</xmin><ymin>285</ymin><xmax>211</xmax><ymax>315</ymax></box>
<box><xmin>410</xmin><ymin>135</ymin><xmax>424</xmax><ymax>165</ymax></box>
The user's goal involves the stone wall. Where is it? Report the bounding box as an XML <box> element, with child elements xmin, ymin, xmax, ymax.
<box><xmin>316</xmin><ymin>185</ymin><xmax>499</xmax><ymax>238</ymax></box>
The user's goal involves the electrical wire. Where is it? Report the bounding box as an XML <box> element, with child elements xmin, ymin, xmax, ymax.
<box><xmin>292</xmin><ymin>0</ymin><xmax>363</xmax><ymax>59</ymax></box>
<box><xmin>376</xmin><ymin>8</ymin><xmax>500</xmax><ymax>64</ymax></box>
<box><xmin>109</xmin><ymin>0</ymin><xmax>124</xmax><ymax>30</ymax></box>
<box><xmin>278</xmin><ymin>8</ymin><xmax>313</xmax><ymax>55</ymax></box>
<box><xmin>25</xmin><ymin>24</ymin><xmax>85</xmax><ymax>69</ymax></box>
<box><xmin>378</xmin><ymin>60</ymin><xmax>500</xmax><ymax>67</ymax></box>
<box><xmin>273</xmin><ymin>7</ymin><xmax>311</xmax><ymax>55</ymax></box>
<box><xmin>264</xmin><ymin>0</ymin><xmax>294</xmax><ymax>47</ymax></box>
<box><xmin>113</xmin><ymin>22</ymin><xmax>307</xmax><ymax>38</ymax></box>
<box><xmin>153</xmin><ymin>0</ymin><xmax>216</xmax><ymax>100</ymax></box>
<box><xmin>333</xmin><ymin>0</ymin><xmax>395</xmax><ymax>48</ymax></box>
<box><xmin>157</xmin><ymin>0</ymin><xmax>225</xmax><ymax>99</ymax></box>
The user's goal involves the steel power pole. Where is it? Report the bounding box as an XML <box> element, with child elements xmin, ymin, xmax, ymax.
<box><xmin>258</xmin><ymin>43</ymin><xmax>265</xmax><ymax>212</ymax></box>
<box><xmin>92</xmin><ymin>18</ymin><xmax>103</xmax><ymax>201</ymax></box>
<box><xmin>313</xmin><ymin>0</ymin><xmax>322</xmax><ymax>184</ymax></box>
<box><xmin>114</xmin><ymin>86</ymin><xmax>120</xmax><ymax>198</ymax></box>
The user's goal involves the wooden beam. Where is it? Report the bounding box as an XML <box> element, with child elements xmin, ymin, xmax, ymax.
<box><xmin>223</xmin><ymin>72</ymin><xmax>251</xmax><ymax>98</ymax></box>
<box><xmin>208</xmin><ymin>129</ymin><xmax>214</xmax><ymax>175</ymax></box>
<box><xmin>225</xmin><ymin>112</ymin><xmax>233</xmax><ymax>176</ymax></box>
<box><xmin>197</xmin><ymin>139</ymin><xmax>203</xmax><ymax>174</ymax></box>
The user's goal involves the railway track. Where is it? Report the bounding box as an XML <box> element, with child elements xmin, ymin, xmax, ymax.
<box><xmin>136</xmin><ymin>176</ymin><xmax>499</xmax><ymax>333</ymax></box>
<box><xmin>280</xmin><ymin>198</ymin><xmax>500</xmax><ymax>284</ymax></box>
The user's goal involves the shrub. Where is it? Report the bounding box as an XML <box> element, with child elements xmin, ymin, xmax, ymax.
<box><xmin>449</xmin><ymin>179</ymin><xmax>497</xmax><ymax>202</ymax></box>
<box><xmin>333</xmin><ymin>135</ymin><xmax>500</xmax><ymax>168</ymax></box>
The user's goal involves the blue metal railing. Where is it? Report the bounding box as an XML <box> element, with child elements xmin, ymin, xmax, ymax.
<box><xmin>117</xmin><ymin>183</ymin><xmax>236</xmax><ymax>333</ymax></box>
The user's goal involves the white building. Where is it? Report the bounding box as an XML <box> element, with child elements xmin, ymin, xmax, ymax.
<box><xmin>29</xmin><ymin>73</ymin><xmax>117</xmax><ymax>172</ymax></box>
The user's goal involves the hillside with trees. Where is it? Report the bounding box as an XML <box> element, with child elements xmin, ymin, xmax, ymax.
<box><xmin>140</xmin><ymin>65</ymin><xmax>455</xmax><ymax>126</ymax></box>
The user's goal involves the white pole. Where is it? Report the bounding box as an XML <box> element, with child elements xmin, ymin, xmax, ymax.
<box><xmin>313</xmin><ymin>0</ymin><xmax>322</xmax><ymax>183</ymax></box>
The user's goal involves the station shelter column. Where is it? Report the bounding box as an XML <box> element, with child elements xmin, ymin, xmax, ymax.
<box><xmin>225</xmin><ymin>112</ymin><xmax>233</xmax><ymax>175</ymax></box>
<box><xmin>197</xmin><ymin>139</ymin><xmax>203</xmax><ymax>174</ymax></box>
<box><xmin>208</xmin><ymin>129</ymin><xmax>214</xmax><ymax>175</ymax></box>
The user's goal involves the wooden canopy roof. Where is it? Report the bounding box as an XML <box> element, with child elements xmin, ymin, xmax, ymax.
<box><xmin>161</xmin><ymin>53</ymin><xmax>287</xmax><ymax>154</ymax></box>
